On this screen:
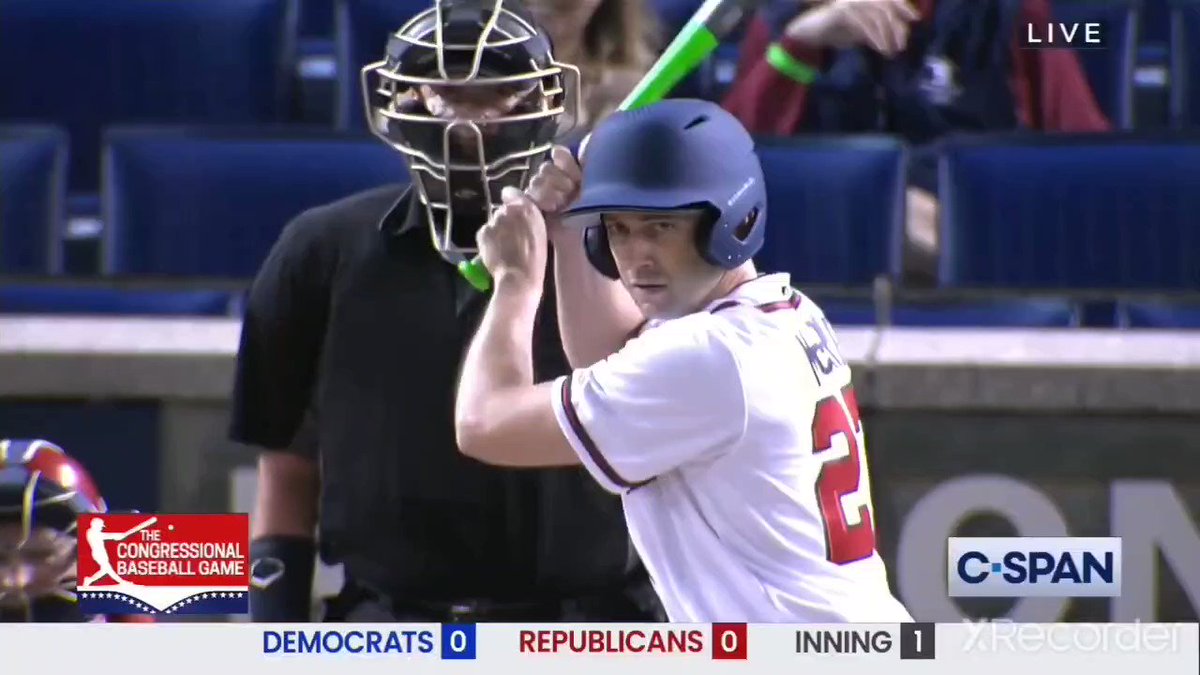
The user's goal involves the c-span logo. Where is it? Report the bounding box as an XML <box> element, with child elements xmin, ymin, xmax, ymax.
<box><xmin>947</xmin><ymin>537</ymin><xmax>1121</xmax><ymax>598</ymax></box>
<box><xmin>76</xmin><ymin>513</ymin><xmax>249</xmax><ymax>615</ymax></box>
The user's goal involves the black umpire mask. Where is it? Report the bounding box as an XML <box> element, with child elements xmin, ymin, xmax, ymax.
<box><xmin>360</xmin><ymin>0</ymin><xmax>580</xmax><ymax>263</ymax></box>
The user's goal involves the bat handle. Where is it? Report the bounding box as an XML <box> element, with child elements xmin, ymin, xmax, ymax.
<box><xmin>458</xmin><ymin>142</ymin><xmax>588</xmax><ymax>294</ymax></box>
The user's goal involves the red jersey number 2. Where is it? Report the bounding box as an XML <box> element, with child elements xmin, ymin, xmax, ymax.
<box><xmin>811</xmin><ymin>385</ymin><xmax>876</xmax><ymax>565</ymax></box>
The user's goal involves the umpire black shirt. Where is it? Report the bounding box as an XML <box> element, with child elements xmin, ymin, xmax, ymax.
<box><xmin>229</xmin><ymin>184</ymin><xmax>638</xmax><ymax>602</ymax></box>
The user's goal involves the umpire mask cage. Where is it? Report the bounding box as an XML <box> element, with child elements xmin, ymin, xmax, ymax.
<box><xmin>361</xmin><ymin>0</ymin><xmax>581</xmax><ymax>265</ymax></box>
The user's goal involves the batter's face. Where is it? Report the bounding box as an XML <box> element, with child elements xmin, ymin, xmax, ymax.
<box><xmin>605</xmin><ymin>211</ymin><xmax>723</xmax><ymax>320</ymax></box>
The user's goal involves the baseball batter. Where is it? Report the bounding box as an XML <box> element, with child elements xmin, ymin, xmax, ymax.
<box><xmin>454</xmin><ymin>98</ymin><xmax>912</xmax><ymax>623</ymax></box>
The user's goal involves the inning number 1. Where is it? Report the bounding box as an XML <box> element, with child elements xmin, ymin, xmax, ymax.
<box><xmin>901</xmin><ymin>623</ymin><xmax>936</xmax><ymax>660</ymax></box>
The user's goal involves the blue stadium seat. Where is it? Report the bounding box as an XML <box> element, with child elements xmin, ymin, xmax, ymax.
<box><xmin>650</xmin><ymin>0</ymin><xmax>702</xmax><ymax>33</ymax></box>
<box><xmin>0</xmin><ymin>126</ymin><xmax>67</xmax><ymax>274</ymax></box>
<box><xmin>0</xmin><ymin>286</ymin><xmax>239</xmax><ymax>317</ymax></box>
<box><xmin>336</xmin><ymin>0</ymin><xmax>430</xmax><ymax>130</ymax></box>
<box><xmin>102</xmin><ymin>128</ymin><xmax>409</xmax><ymax>277</ymax></box>
<box><xmin>1117</xmin><ymin>299</ymin><xmax>1200</xmax><ymax>327</ymax></box>
<box><xmin>1051</xmin><ymin>0</ymin><xmax>1138</xmax><ymax>128</ymax></box>
<box><xmin>754</xmin><ymin>136</ymin><xmax>906</xmax><ymax>285</ymax></box>
<box><xmin>816</xmin><ymin>297</ymin><xmax>1080</xmax><ymax>328</ymax></box>
<box><xmin>938</xmin><ymin>133</ymin><xmax>1200</xmax><ymax>290</ymax></box>
<box><xmin>1143</xmin><ymin>0</ymin><xmax>1171</xmax><ymax>44</ymax></box>
<box><xmin>0</xmin><ymin>0</ymin><xmax>299</xmax><ymax>193</ymax></box>
<box><xmin>303</xmin><ymin>0</ymin><xmax>335</xmax><ymax>37</ymax></box>
<box><xmin>295</xmin><ymin>0</ymin><xmax>340</xmax><ymax>126</ymax></box>
<box><xmin>1170</xmin><ymin>0</ymin><xmax>1200</xmax><ymax>128</ymax></box>
<box><xmin>296</xmin><ymin>0</ymin><xmax>338</xmax><ymax>126</ymax></box>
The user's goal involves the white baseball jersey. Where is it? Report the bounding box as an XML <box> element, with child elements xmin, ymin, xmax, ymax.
<box><xmin>550</xmin><ymin>273</ymin><xmax>912</xmax><ymax>622</ymax></box>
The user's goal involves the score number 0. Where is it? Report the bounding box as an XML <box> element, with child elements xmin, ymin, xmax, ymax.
<box><xmin>441</xmin><ymin>624</ymin><xmax>477</xmax><ymax>661</ymax></box>
<box><xmin>712</xmin><ymin>623</ymin><xmax>748</xmax><ymax>660</ymax></box>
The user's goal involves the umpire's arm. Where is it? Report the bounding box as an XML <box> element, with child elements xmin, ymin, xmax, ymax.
<box><xmin>229</xmin><ymin>209</ymin><xmax>333</xmax><ymax>621</ymax></box>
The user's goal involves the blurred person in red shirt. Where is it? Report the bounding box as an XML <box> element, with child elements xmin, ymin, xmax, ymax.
<box><xmin>723</xmin><ymin>0</ymin><xmax>1110</xmax><ymax>283</ymax></box>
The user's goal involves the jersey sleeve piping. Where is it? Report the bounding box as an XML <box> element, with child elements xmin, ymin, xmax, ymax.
<box><xmin>553</xmin><ymin>373</ymin><xmax>654</xmax><ymax>494</ymax></box>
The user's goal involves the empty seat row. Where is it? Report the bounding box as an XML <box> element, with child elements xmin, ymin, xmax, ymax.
<box><xmin>0</xmin><ymin>0</ymin><xmax>736</xmax><ymax>199</ymax></box>
<box><xmin>814</xmin><ymin>296</ymin><xmax>1200</xmax><ymax>329</ymax></box>
<box><xmin>0</xmin><ymin>0</ymin><xmax>297</xmax><ymax>195</ymax></box>
<box><xmin>5</xmin><ymin>282</ymin><xmax>1197</xmax><ymax>329</ymax></box>
<box><xmin>0</xmin><ymin>285</ymin><xmax>240</xmax><ymax>317</ymax></box>
<box><xmin>6</xmin><ymin>0</ymin><xmax>1200</xmax><ymax>202</ymax></box>
<box><xmin>756</xmin><ymin>132</ymin><xmax>1199</xmax><ymax>290</ymax></box>
<box><xmin>1</xmin><ymin>125</ymin><xmax>408</xmax><ymax>277</ymax></box>
<box><xmin>936</xmin><ymin>133</ymin><xmax>1199</xmax><ymax>290</ymax></box>
<box><xmin>4</xmin><ymin>125</ymin><xmax>1197</xmax><ymax>290</ymax></box>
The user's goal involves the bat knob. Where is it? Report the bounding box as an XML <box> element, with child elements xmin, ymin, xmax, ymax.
<box><xmin>458</xmin><ymin>257</ymin><xmax>492</xmax><ymax>292</ymax></box>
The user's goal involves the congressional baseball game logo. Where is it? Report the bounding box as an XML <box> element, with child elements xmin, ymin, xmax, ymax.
<box><xmin>948</xmin><ymin>537</ymin><xmax>1121</xmax><ymax>598</ymax></box>
<box><xmin>76</xmin><ymin>513</ymin><xmax>249</xmax><ymax>615</ymax></box>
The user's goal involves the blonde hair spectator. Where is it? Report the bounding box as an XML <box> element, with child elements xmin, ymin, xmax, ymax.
<box><xmin>527</xmin><ymin>0</ymin><xmax>661</xmax><ymax>129</ymax></box>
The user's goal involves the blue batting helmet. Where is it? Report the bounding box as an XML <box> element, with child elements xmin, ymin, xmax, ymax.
<box><xmin>562</xmin><ymin>98</ymin><xmax>767</xmax><ymax>279</ymax></box>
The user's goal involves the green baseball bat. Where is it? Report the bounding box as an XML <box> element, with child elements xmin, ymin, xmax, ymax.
<box><xmin>458</xmin><ymin>0</ymin><xmax>767</xmax><ymax>292</ymax></box>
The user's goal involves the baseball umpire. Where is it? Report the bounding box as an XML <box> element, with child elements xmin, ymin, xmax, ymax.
<box><xmin>231</xmin><ymin>0</ymin><xmax>662</xmax><ymax>623</ymax></box>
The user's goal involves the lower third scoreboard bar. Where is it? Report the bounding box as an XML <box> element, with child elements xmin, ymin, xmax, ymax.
<box><xmin>0</xmin><ymin>622</ymin><xmax>1195</xmax><ymax>673</ymax></box>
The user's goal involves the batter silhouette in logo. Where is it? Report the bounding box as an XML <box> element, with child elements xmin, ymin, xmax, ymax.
<box><xmin>82</xmin><ymin>517</ymin><xmax>157</xmax><ymax>587</ymax></box>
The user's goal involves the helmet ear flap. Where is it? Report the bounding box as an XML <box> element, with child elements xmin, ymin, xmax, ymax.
<box><xmin>583</xmin><ymin>225</ymin><xmax>620</xmax><ymax>279</ymax></box>
<box><xmin>694</xmin><ymin>206</ymin><xmax>721</xmax><ymax>266</ymax></box>
<box><xmin>702</xmin><ymin>202</ymin><xmax>765</xmax><ymax>269</ymax></box>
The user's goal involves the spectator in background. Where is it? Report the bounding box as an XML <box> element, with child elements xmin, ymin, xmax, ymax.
<box><xmin>526</xmin><ymin>0</ymin><xmax>660</xmax><ymax>131</ymax></box>
<box><xmin>722</xmin><ymin>0</ymin><xmax>1111</xmax><ymax>283</ymax></box>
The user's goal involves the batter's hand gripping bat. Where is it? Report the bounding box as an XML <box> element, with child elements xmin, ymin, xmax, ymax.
<box><xmin>457</xmin><ymin>0</ymin><xmax>768</xmax><ymax>292</ymax></box>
